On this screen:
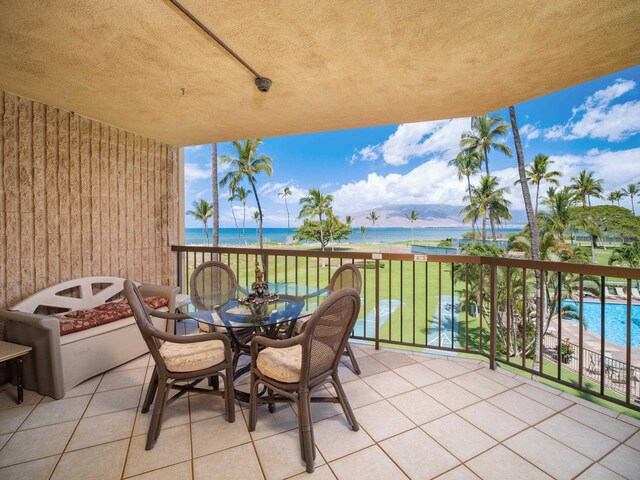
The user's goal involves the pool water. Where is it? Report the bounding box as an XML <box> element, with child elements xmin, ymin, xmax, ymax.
<box><xmin>562</xmin><ymin>301</ymin><xmax>640</xmax><ymax>347</ymax></box>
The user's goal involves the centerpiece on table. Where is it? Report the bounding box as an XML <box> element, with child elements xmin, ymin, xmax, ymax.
<box><xmin>238</xmin><ymin>266</ymin><xmax>279</xmax><ymax>316</ymax></box>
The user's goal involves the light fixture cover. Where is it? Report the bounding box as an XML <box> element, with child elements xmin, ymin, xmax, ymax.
<box><xmin>255</xmin><ymin>77</ymin><xmax>272</xmax><ymax>93</ymax></box>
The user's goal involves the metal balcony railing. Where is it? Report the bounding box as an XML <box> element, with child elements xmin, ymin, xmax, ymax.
<box><xmin>172</xmin><ymin>245</ymin><xmax>640</xmax><ymax>412</ymax></box>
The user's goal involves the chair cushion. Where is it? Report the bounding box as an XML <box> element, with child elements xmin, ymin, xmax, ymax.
<box><xmin>159</xmin><ymin>336</ymin><xmax>226</xmax><ymax>373</ymax></box>
<box><xmin>257</xmin><ymin>345</ymin><xmax>302</xmax><ymax>383</ymax></box>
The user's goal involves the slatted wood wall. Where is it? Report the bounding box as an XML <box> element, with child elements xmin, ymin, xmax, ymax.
<box><xmin>0</xmin><ymin>91</ymin><xmax>179</xmax><ymax>308</ymax></box>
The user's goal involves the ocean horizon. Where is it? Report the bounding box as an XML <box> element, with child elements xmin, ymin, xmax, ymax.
<box><xmin>184</xmin><ymin>226</ymin><xmax>523</xmax><ymax>245</ymax></box>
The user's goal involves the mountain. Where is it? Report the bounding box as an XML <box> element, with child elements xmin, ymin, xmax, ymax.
<box><xmin>348</xmin><ymin>204</ymin><xmax>528</xmax><ymax>228</ymax></box>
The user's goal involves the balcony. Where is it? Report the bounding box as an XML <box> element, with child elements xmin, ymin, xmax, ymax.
<box><xmin>0</xmin><ymin>342</ymin><xmax>638</xmax><ymax>479</ymax></box>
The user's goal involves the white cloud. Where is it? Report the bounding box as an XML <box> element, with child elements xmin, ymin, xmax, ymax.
<box><xmin>185</xmin><ymin>145</ymin><xmax>205</xmax><ymax>153</ymax></box>
<box><xmin>258</xmin><ymin>182</ymin><xmax>308</xmax><ymax>204</ymax></box>
<box><xmin>184</xmin><ymin>162</ymin><xmax>210</xmax><ymax>182</ymax></box>
<box><xmin>544</xmin><ymin>79</ymin><xmax>640</xmax><ymax>142</ymax></box>
<box><xmin>520</xmin><ymin>123</ymin><xmax>541</xmax><ymax>141</ymax></box>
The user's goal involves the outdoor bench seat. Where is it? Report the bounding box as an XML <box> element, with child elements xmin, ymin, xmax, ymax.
<box><xmin>0</xmin><ymin>277</ymin><xmax>179</xmax><ymax>399</ymax></box>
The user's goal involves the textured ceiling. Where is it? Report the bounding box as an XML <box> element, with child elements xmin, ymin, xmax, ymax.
<box><xmin>0</xmin><ymin>0</ymin><xmax>639</xmax><ymax>146</ymax></box>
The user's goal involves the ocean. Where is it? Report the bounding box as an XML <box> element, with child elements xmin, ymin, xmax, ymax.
<box><xmin>184</xmin><ymin>227</ymin><xmax>522</xmax><ymax>245</ymax></box>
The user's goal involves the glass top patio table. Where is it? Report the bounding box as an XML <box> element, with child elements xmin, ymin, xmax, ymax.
<box><xmin>180</xmin><ymin>284</ymin><xmax>331</xmax><ymax>330</ymax></box>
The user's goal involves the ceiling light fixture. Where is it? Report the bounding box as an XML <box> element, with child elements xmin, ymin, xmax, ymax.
<box><xmin>169</xmin><ymin>0</ymin><xmax>272</xmax><ymax>93</ymax></box>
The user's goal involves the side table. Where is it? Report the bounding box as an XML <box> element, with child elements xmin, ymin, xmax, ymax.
<box><xmin>0</xmin><ymin>340</ymin><xmax>32</xmax><ymax>404</ymax></box>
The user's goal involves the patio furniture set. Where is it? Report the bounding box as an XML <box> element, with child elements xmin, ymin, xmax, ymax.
<box><xmin>0</xmin><ymin>261</ymin><xmax>365</xmax><ymax>473</ymax></box>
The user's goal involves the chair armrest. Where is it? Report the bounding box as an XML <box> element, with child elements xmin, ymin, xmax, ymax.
<box><xmin>144</xmin><ymin>307</ymin><xmax>191</xmax><ymax>321</ymax></box>
<box><xmin>151</xmin><ymin>328</ymin><xmax>231</xmax><ymax>348</ymax></box>
<box><xmin>250</xmin><ymin>334</ymin><xmax>301</xmax><ymax>358</ymax></box>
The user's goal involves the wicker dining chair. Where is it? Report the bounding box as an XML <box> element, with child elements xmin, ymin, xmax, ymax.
<box><xmin>124</xmin><ymin>280</ymin><xmax>235</xmax><ymax>450</ymax></box>
<box><xmin>190</xmin><ymin>260</ymin><xmax>248</xmax><ymax>317</ymax></box>
<box><xmin>249</xmin><ymin>289</ymin><xmax>361</xmax><ymax>473</ymax></box>
<box><xmin>296</xmin><ymin>263</ymin><xmax>362</xmax><ymax>374</ymax></box>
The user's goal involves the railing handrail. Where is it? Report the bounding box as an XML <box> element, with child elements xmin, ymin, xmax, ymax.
<box><xmin>171</xmin><ymin>244</ymin><xmax>640</xmax><ymax>280</ymax></box>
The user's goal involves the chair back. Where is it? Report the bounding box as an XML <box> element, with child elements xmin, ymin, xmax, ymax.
<box><xmin>299</xmin><ymin>289</ymin><xmax>361</xmax><ymax>383</ymax></box>
<box><xmin>124</xmin><ymin>280</ymin><xmax>167</xmax><ymax>369</ymax></box>
<box><xmin>190</xmin><ymin>261</ymin><xmax>241</xmax><ymax>310</ymax></box>
<box><xmin>329</xmin><ymin>264</ymin><xmax>362</xmax><ymax>294</ymax></box>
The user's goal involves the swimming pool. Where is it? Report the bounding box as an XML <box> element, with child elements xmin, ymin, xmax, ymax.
<box><xmin>562</xmin><ymin>301</ymin><xmax>640</xmax><ymax>347</ymax></box>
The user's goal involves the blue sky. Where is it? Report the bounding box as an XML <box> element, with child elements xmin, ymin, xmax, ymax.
<box><xmin>184</xmin><ymin>65</ymin><xmax>640</xmax><ymax>228</ymax></box>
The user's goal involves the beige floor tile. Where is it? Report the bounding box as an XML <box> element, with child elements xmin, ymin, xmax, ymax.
<box><xmin>423</xmin><ymin>359</ymin><xmax>471</xmax><ymax>378</ymax></box>
<box><xmin>126</xmin><ymin>461</ymin><xmax>192</xmax><ymax>480</ymax></box>
<box><xmin>0</xmin><ymin>386</ymin><xmax>42</xmax><ymax>410</ymax></box>
<box><xmin>0</xmin><ymin>420</ymin><xmax>76</xmax><ymax>467</ymax></box>
<box><xmin>380</xmin><ymin>427</ymin><xmax>460</xmax><ymax>479</ymax></box>
<box><xmin>0</xmin><ymin>455</ymin><xmax>59</xmax><ymax>480</ymax></box>
<box><xmin>599</xmin><ymin>444</ymin><xmax>640</xmax><ymax>479</ymax></box>
<box><xmin>362</xmin><ymin>371</ymin><xmax>415</xmax><ymax>398</ymax></box>
<box><xmin>354</xmin><ymin>356</ymin><xmax>389</xmax><ymax>377</ymax></box>
<box><xmin>563</xmin><ymin>404</ymin><xmax>638</xmax><ymax>441</ymax></box>
<box><xmin>450</xmin><ymin>371</ymin><xmax>508</xmax><ymax>399</ymax></box>
<box><xmin>133</xmin><ymin>397</ymin><xmax>190</xmax><ymax>436</ymax></box>
<box><xmin>504</xmin><ymin>428</ymin><xmax>592</xmax><ymax>479</ymax></box>
<box><xmin>289</xmin><ymin>464</ymin><xmax>336</xmax><ymax>479</ymax></box>
<box><xmin>337</xmin><ymin>362</ymin><xmax>359</xmax><ymax>383</ymax></box>
<box><xmin>0</xmin><ymin>404</ymin><xmax>35</xmax><ymax>434</ymax></box>
<box><xmin>112</xmin><ymin>354</ymin><xmax>150</xmax><ymax>372</ymax></box>
<box><xmin>67</xmin><ymin>408</ymin><xmax>136</xmax><ymax>451</ymax></box>
<box><xmin>189</xmin><ymin>392</ymin><xmax>238</xmax><ymax>423</ymax></box>
<box><xmin>329</xmin><ymin>445</ymin><xmax>408</xmax><ymax>480</ymax></box>
<box><xmin>458</xmin><ymin>401</ymin><xmax>527</xmax><ymax>441</ymax></box>
<box><xmin>536</xmin><ymin>414</ymin><xmax>619</xmax><ymax>460</ymax></box>
<box><xmin>618</xmin><ymin>413</ymin><xmax>640</xmax><ymax>428</ymax></box>
<box><xmin>254</xmin><ymin>429</ymin><xmax>325</xmax><ymax>480</ymax></box>
<box><xmin>476</xmin><ymin>367</ymin><xmax>524</xmax><ymax>388</ymax></box>
<box><xmin>0</xmin><ymin>432</ymin><xmax>10</xmax><ymax>449</ymax></box>
<box><xmin>123</xmin><ymin>424</ymin><xmax>192</xmax><ymax>477</ymax></box>
<box><xmin>354</xmin><ymin>400</ymin><xmax>414</xmax><ymax>441</ymax></box>
<box><xmin>388</xmin><ymin>389</ymin><xmax>450</xmax><ymax>426</ymax></box>
<box><xmin>626</xmin><ymin>430</ymin><xmax>640</xmax><ymax>451</ymax></box>
<box><xmin>98</xmin><ymin>367</ymin><xmax>147</xmax><ymax>392</ymax></box>
<box><xmin>20</xmin><ymin>394</ymin><xmax>91</xmax><ymax>430</ymax></box>
<box><xmin>85</xmin><ymin>385</ymin><xmax>142</xmax><ymax>417</ymax></box>
<box><xmin>242</xmin><ymin>403</ymin><xmax>299</xmax><ymax>441</ymax></box>
<box><xmin>560</xmin><ymin>393</ymin><xmax>619</xmax><ymax>418</ymax></box>
<box><xmin>435</xmin><ymin>465</ymin><xmax>480</xmax><ymax>480</ymax></box>
<box><xmin>422</xmin><ymin>381</ymin><xmax>481</xmax><ymax>411</ymax></box>
<box><xmin>61</xmin><ymin>375</ymin><xmax>102</xmax><ymax>398</ymax></box>
<box><xmin>313</xmin><ymin>414</ymin><xmax>374</xmax><ymax>461</ymax></box>
<box><xmin>514</xmin><ymin>383</ymin><xmax>574</xmax><ymax>411</ymax></box>
<box><xmin>487</xmin><ymin>390</ymin><xmax>555</xmax><ymax>425</ymax></box>
<box><xmin>466</xmin><ymin>445</ymin><xmax>551</xmax><ymax>480</ymax></box>
<box><xmin>576</xmin><ymin>463</ymin><xmax>626</xmax><ymax>480</ymax></box>
<box><xmin>341</xmin><ymin>379</ymin><xmax>384</xmax><ymax>409</ymax></box>
<box><xmin>349</xmin><ymin>344</ymin><xmax>374</xmax><ymax>358</ymax></box>
<box><xmin>393</xmin><ymin>362</ymin><xmax>445</xmax><ymax>387</ymax></box>
<box><xmin>191</xmin><ymin>413</ymin><xmax>251</xmax><ymax>458</ymax></box>
<box><xmin>421</xmin><ymin>414</ymin><xmax>496</xmax><ymax>462</ymax></box>
<box><xmin>51</xmin><ymin>438</ymin><xmax>128</xmax><ymax>480</ymax></box>
<box><xmin>373</xmin><ymin>351</ymin><xmax>416</xmax><ymax>369</ymax></box>
<box><xmin>193</xmin><ymin>442</ymin><xmax>262</xmax><ymax>480</ymax></box>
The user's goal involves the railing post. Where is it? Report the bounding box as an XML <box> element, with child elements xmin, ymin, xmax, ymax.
<box><xmin>375</xmin><ymin>259</ymin><xmax>380</xmax><ymax>350</ymax></box>
<box><xmin>176</xmin><ymin>250</ymin><xmax>183</xmax><ymax>293</ymax></box>
<box><xmin>489</xmin><ymin>263</ymin><xmax>497</xmax><ymax>370</ymax></box>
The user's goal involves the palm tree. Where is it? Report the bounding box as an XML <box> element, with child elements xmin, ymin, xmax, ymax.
<box><xmin>462</xmin><ymin>175</ymin><xmax>510</xmax><ymax>242</ymax></box>
<box><xmin>607</xmin><ymin>192</ymin><xmax>617</xmax><ymax>206</ymax></box>
<box><xmin>540</xmin><ymin>187</ymin><xmax>574</xmax><ymax>239</ymax></box>
<box><xmin>612</xmin><ymin>189</ymin><xmax>624</xmax><ymax>206</ymax></box>
<box><xmin>360</xmin><ymin>225</ymin><xmax>367</xmax><ymax>243</ymax></box>
<box><xmin>186</xmin><ymin>199</ymin><xmax>213</xmax><ymax>244</ymax></box>
<box><xmin>449</xmin><ymin>150</ymin><xmax>481</xmax><ymax>239</ymax></box>
<box><xmin>405</xmin><ymin>210</ymin><xmax>419</xmax><ymax>244</ymax></box>
<box><xmin>227</xmin><ymin>190</ymin><xmax>242</xmax><ymax>244</ymax></box>
<box><xmin>211</xmin><ymin>144</ymin><xmax>219</xmax><ymax>248</ymax></box>
<box><xmin>514</xmin><ymin>154</ymin><xmax>561</xmax><ymax>215</ymax></box>
<box><xmin>608</xmin><ymin>241</ymin><xmax>640</xmax><ymax>268</ymax></box>
<box><xmin>621</xmin><ymin>182</ymin><xmax>639</xmax><ymax>215</ymax></box>
<box><xmin>234</xmin><ymin>186</ymin><xmax>251</xmax><ymax>246</ymax></box>
<box><xmin>219</xmin><ymin>139</ymin><xmax>273</xmax><ymax>249</ymax></box>
<box><xmin>279</xmin><ymin>186</ymin><xmax>293</xmax><ymax>240</ymax></box>
<box><xmin>366</xmin><ymin>211</ymin><xmax>380</xmax><ymax>228</ymax></box>
<box><xmin>569</xmin><ymin>170</ymin><xmax>603</xmax><ymax>207</ymax></box>
<box><xmin>460</xmin><ymin>114</ymin><xmax>512</xmax><ymax>176</ymax></box>
<box><xmin>298</xmin><ymin>189</ymin><xmax>333</xmax><ymax>251</ymax></box>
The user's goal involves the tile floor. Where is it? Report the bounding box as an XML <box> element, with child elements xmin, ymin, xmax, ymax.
<box><xmin>0</xmin><ymin>344</ymin><xmax>638</xmax><ymax>479</ymax></box>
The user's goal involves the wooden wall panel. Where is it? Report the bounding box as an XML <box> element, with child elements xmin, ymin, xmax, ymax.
<box><xmin>0</xmin><ymin>90</ymin><xmax>179</xmax><ymax>308</ymax></box>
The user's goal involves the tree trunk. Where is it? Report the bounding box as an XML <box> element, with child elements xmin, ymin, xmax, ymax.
<box><xmin>242</xmin><ymin>203</ymin><xmax>247</xmax><ymax>245</ymax></box>
<box><xmin>534</xmin><ymin>183</ymin><xmax>540</xmax><ymax>217</ymax></box>
<box><xmin>631</xmin><ymin>195</ymin><xmax>636</xmax><ymax>215</ymax></box>
<box><xmin>318</xmin><ymin>213</ymin><xmax>325</xmax><ymax>251</ymax></box>
<box><xmin>230</xmin><ymin>200</ymin><xmax>241</xmax><ymax>243</ymax></box>
<box><xmin>482</xmin><ymin>214</ymin><xmax>487</xmax><ymax>242</ymax></box>
<box><xmin>285</xmin><ymin>197</ymin><xmax>290</xmax><ymax>241</ymax></box>
<box><xmin>466</xmin><ymin>175</ymin><xmax>476</xmax><ymax>240</ymax></box>
<box><xmin>211</xmin><ymin>144</ymin><xmax>219</xmax><ymax>249</ymax></box>
<box><xmin>483</xmin><ymin>145</ymin><xmax>490</xmax><ymax>176</ymax></box>
<box><xmin>248</xmin><ymin>178</ymin><xmax>264</xmax><ymax>249</ymax></box>
<box><xmin>490</xmin><ymin>217</ymin><xmax>497</xmax><ymax>242</ymax></box>
<box><xmin>509</xmin><ymin>105</ymin><xmax>542</xmax><ymax>373</ymax></box>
